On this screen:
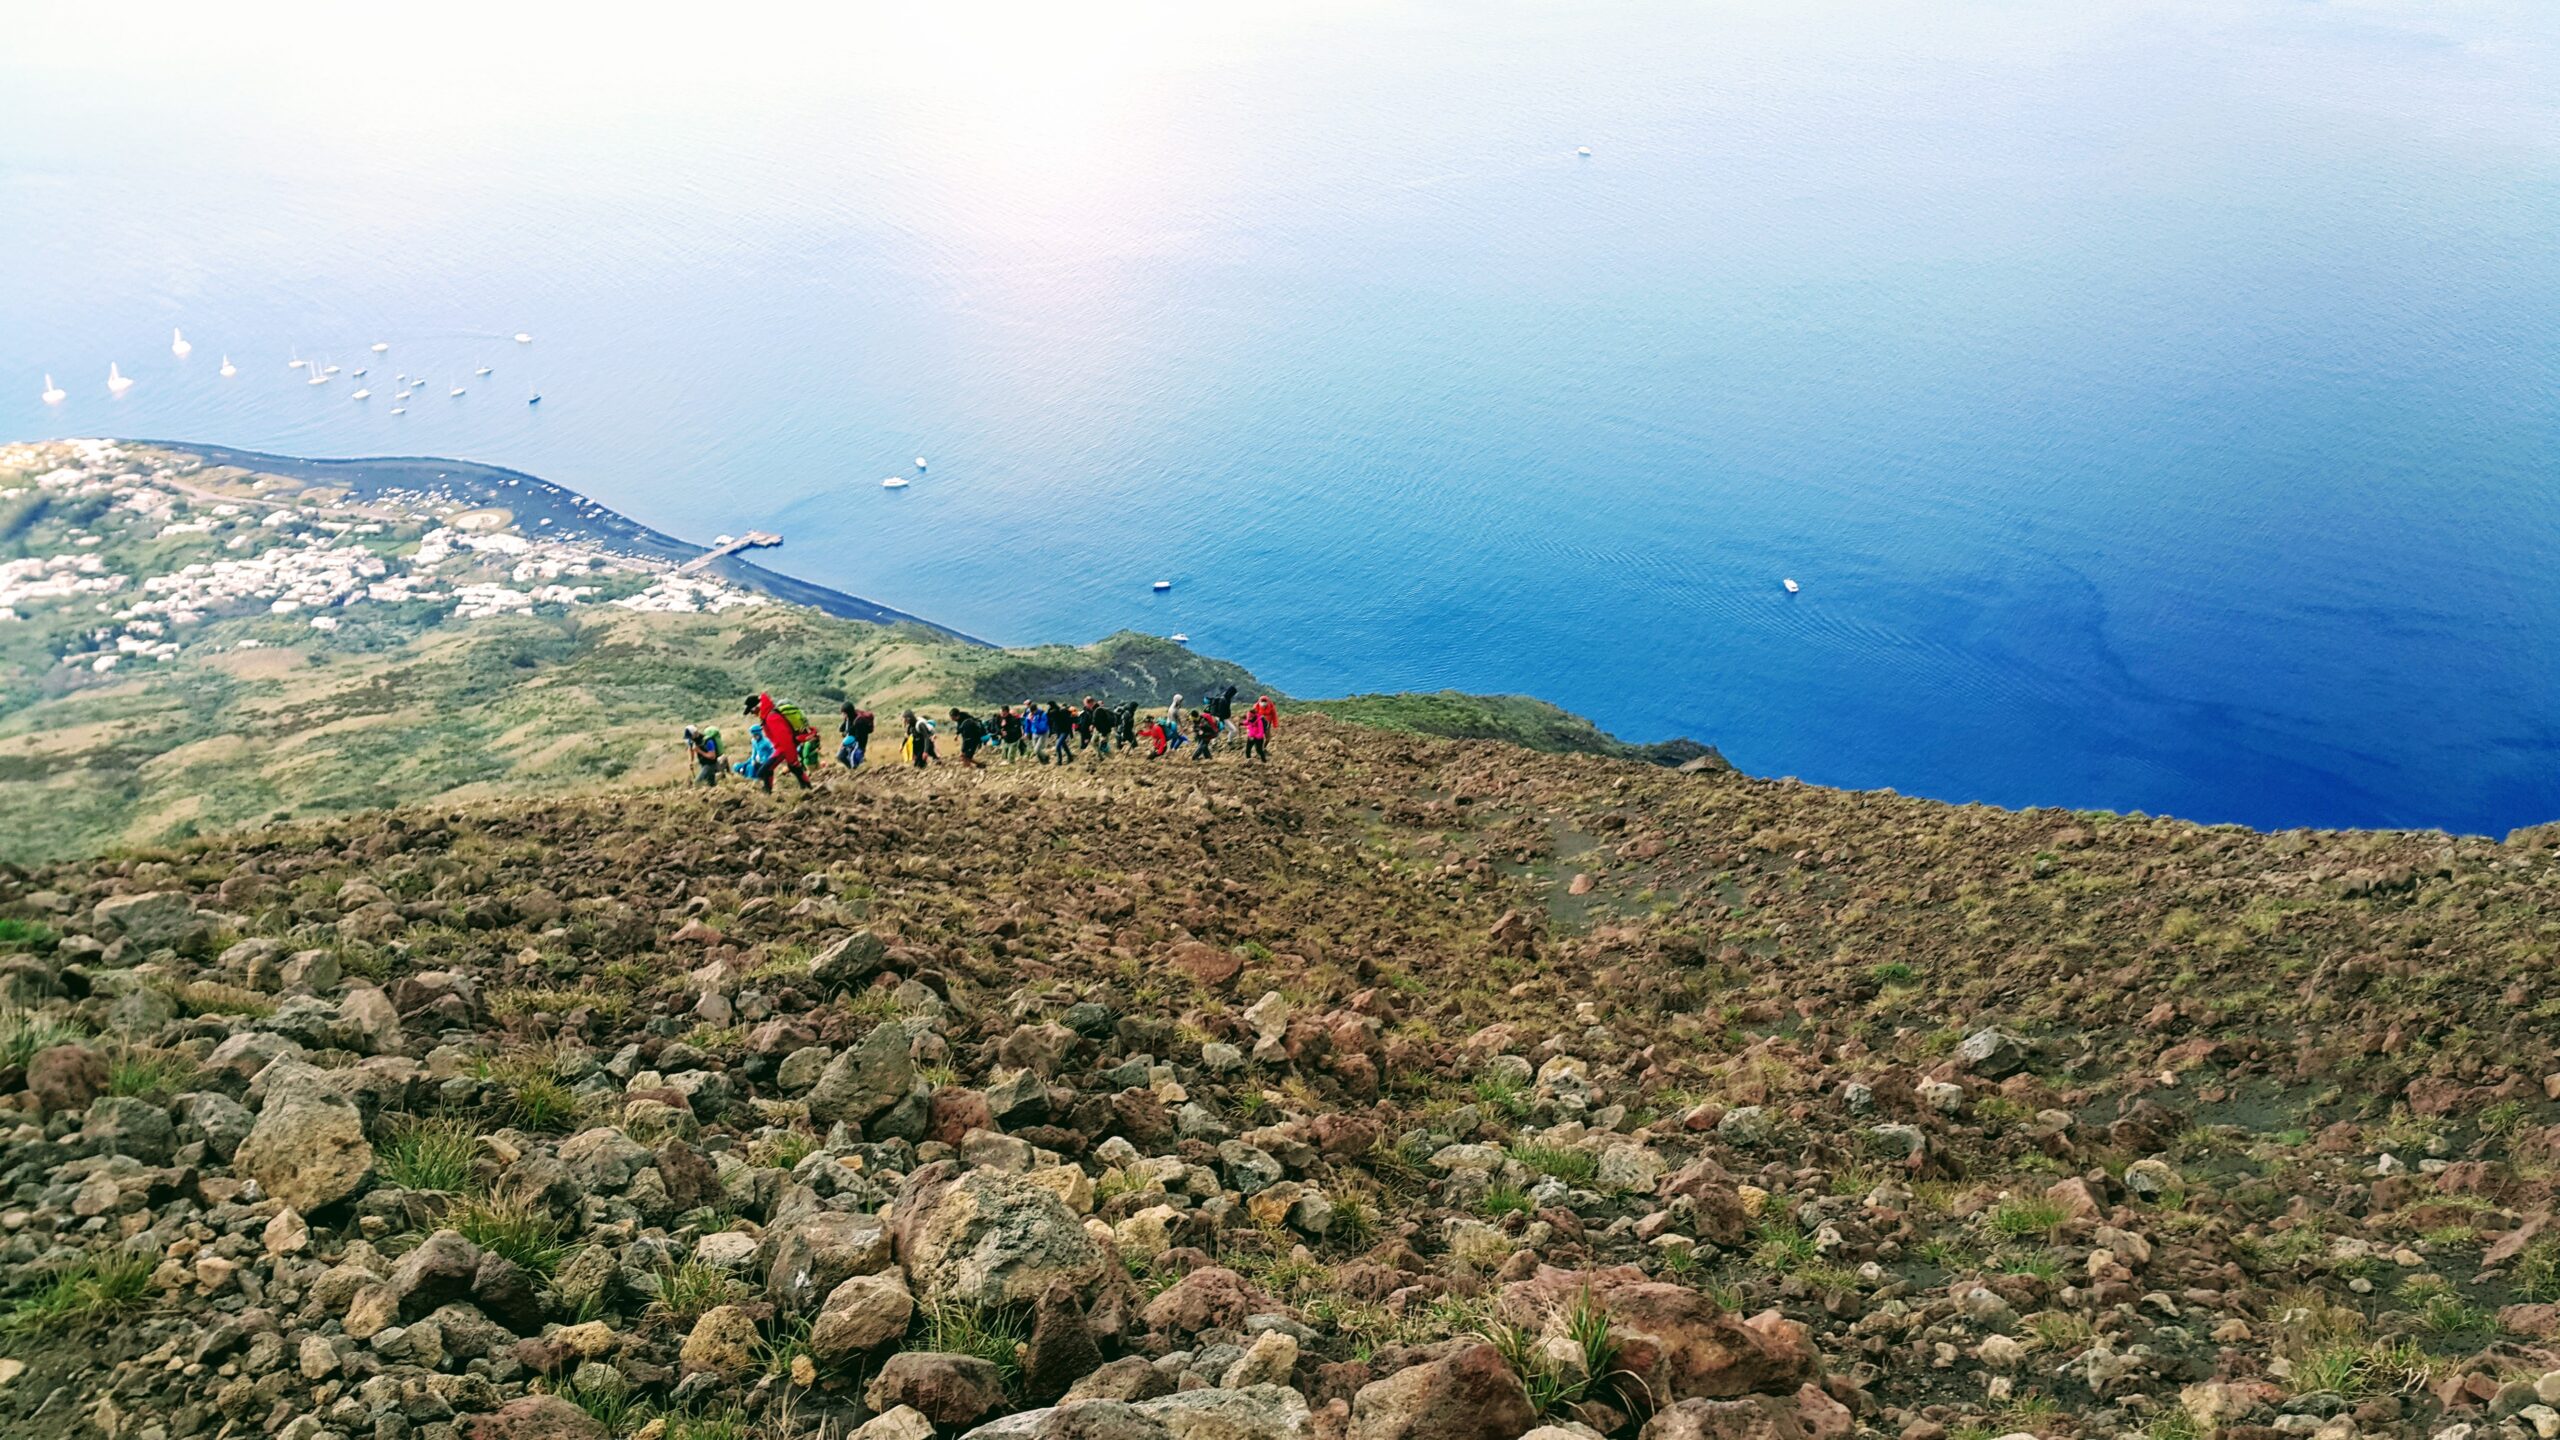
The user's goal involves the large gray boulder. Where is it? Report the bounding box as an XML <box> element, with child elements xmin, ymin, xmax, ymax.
<box><xmin>891</xmin><ymin>1160</ymin><xmax>1108</xmax><ymax>1308</ymax></box>
<box><xmin>808</xmin><ymin>1021</ymin><xmax>916</xmax><ymax>1129</ymax></box>
<box><xmin>810</xmin><ymin>931</ymin><xmax>889</xmax><ymax>991</ymax></box>
<box><xmin>766</xmin><ymin>1209</ymin><xmax>897</xmax><ymax>1313</ymax></box>
<box><xmin>93</xmin><ymin>891</ymin><xmax>214</xmax><ymax>952</ymax></box>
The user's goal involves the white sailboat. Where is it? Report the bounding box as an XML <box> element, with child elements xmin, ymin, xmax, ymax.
<box><xmin>107</xmin><ymin>363</ymin><xmax>133</xmax><ymax>395</ymax></box>
<box><xmin>171</xmin><ymin>328</ymin><xmax>192</xmax><ymax>359</ymax></box>
<box><xmin>219</xmin><ymin>355</ymin><xmax>237</xmax><ymax>378</ymax></box>
<box><xmin>40</xmin><ymin>374</ymin><xmax>65</xmax><ymax>405</ymax></box>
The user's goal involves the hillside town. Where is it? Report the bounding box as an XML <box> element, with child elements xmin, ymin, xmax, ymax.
<box><xmin>0</xmin><ymin>442</ymin><xmax>770</xmax><ymax>674</ymax></box>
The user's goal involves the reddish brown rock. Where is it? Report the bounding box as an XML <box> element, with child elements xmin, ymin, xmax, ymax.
<box><xmin>1348</xmin><ymin>1342</ymin><xmax>1536</xmax><ymax>1440</ymax></box>
<box><xmin>26</xmin><ymin>1044</ymin><xmax>106</xmax><ymax>1115</ymax></box>
<box><xmin>1142</xmin><ymin>1265</ymin><xmax>1267</xmax><ymax>1336</ymax></box>
<box><xmin>1170</xmin><ymin>941</ymin><xmax>1242</xmax><ymax>987</ymax></box>
<box><xmin>461</xmin><ymin>1395</ymin><xmax>608</xmax><ymax>1440</ymax></box>
<box><xmin>866</xmin><ymin>1350</ymin><xmax>1008</xmax><ymax>1425</ymax></box>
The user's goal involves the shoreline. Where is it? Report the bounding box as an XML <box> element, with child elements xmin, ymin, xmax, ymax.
<box><xmin>146</xmin><ymin>440</ymin><xmax>986</xmax><ymax>644</ymax></box>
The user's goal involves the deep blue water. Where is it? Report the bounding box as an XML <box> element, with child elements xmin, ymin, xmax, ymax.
<box><xmin>4</xmin><ymin>2</ymin><xmax>2556</xmax><ymax>833</ymax></box>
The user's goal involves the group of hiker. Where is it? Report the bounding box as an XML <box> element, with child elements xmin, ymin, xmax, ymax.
<box><xmin>684</xmin><ymin>684</ymin><xmax>1277</xmax><ymax>791</ymax></box>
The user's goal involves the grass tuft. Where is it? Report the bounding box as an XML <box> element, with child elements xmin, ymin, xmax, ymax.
<box><xmin>917</xmin><ymin>1301</ymin><xmax>1028</xmax><ymax>1388</ymax></box>
<box><xmin>0</xmin><ymin>1008</ymin><xmax>90</xmax><ymax>1069</ymax></box>
<box><xmin>1</xmin><ymin>1250</ymin><xmax>154</xmax><ymax>1336</ymax></box>
<box><xmin>1510</xmin><ymin>1142</ymin><xmax>1597</xmax><ymax>1187</ymax></box>
<box><xmin>379</xmin><ymin>1118</ymin><xmax>482</xmax><ymax>1193</ymax></box>
<box><xmin>448</xmin><ymin>1192</ymin><xmax>571</xmax><ymax>1276</ymax></box>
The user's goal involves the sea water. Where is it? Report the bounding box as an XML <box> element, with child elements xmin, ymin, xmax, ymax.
<box><xmin>2</xmin><ymin>0</ymin><xmax>2555</xmax><ymax>832</ymax></box>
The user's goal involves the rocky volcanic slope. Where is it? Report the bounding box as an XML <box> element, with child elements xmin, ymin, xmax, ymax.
<box><xmin>2</xmin><ymin>718</ymin><xmax>2557</xmax><ymax>1440</ymax></box>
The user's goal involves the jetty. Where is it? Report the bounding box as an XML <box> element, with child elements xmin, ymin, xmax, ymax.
<box><xmin>677</xmin><ymin>530</ymin><xmax>780</xmax><ymax>575</ymax></box>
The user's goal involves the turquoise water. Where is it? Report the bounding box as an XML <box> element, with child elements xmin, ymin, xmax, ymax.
<box><xmin>4</xmin><ymin>2</ymin><xmax>2556</xmax><ymax>832</ymax></box>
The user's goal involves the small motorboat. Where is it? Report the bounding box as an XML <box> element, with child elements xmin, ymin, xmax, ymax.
<box><xmin>1152</xmin><ymin>580</ymin><xmax>1172</xmax><ymax>592</ymax></box>
<box><xmin>1782</xmin><ymin>578</ymin><xmax>1800</xmax><ymax>594</ymax></box>
<box><xmin>881</xmin><ymin>476</ymin><xmax>910</xmax><ymax>489</ymax></box>
<box><xmin>1170</xmin><ymin>634</ymin><xmax>1189</xmax><ymax>644</ymax></box>
<box><xmin>526</xmin><ymin>392</ymin><xmax>541</xmax><ymax>405</ymax></box>
<box><xmin>394</xmin><ymin>390</ymin><xmax>412</xmax><ymax>400</ymax></box>
<box><xmin>514</xmin><ymin>332</ymin><xmax>533</xmax><ymax>344</ymax></box>
<box><xmin>450</xmin><ymin>383</ymin><xmax>466</xmax><ymax>397</ymax></box>
<box><xmin>1576</xmin><ymin>145</ymin><xmax>1592</xmax><ymax>157</ymax></box>
<box><xmin>390</xmin><ymin>406</ymin><xmax>406</xmax><ymax>415</ymax></box>
<box><xmin>371</xmin><ymin>341</ymin><xmax>390</xmax><ymax>353</ymax></box>
<box><xmin>350</xmin><ymin>388</ymin><xmax>371</xmax><ymax>400</ymax></box>
<box><xmin>476</xmin><ymin>365</ymin><xmax>492</xmax><ymax>376</ymax></box>
<box><xmin>40</xmin><ymin>374</ymin><xmax>65</xmax><ymax>405</ymax></box>
<box><xmin>915</xmin><ymin>456</ymin><xmax>928</xmax><ymax>470</ymax></box>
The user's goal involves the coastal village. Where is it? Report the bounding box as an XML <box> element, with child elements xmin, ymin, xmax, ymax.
<box><xmin>0</xmin><ymin>441</ymin><xmax>771</xmax><ymax>678</ymax></box>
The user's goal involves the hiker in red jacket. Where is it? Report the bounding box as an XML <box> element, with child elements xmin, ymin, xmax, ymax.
<box><xmin>742</xmin><ymin>693</ymin><xmax>813</xmax><ymax>792</ymax></box>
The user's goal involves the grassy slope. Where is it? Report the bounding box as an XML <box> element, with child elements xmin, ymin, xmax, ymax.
<box><xmin>0</xmin><ymin>607</ymin><xmax>1269</xmax><ymax>864</ymax></box>
<box><xmin>1297</xmin><ymin>690</ymin><xmax>1722</xmax><ymax>768</ymax></box>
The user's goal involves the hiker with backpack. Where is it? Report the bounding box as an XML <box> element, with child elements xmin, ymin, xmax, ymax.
<box><xmin>1252</xmin><ymin>696</ymin><xmax>1278</xmax><ymax>756</ymax></box>
<box><xmin>839</xmin><ymin>702</ymin><xmax>875</xmax><ymax>769</ymax></box>
<box><xmin>895</xmin><ymin>710</ymin><xmax>929</xmax><ymax>768</ymax></box>
<box><xmin>1210</xmin><ymin>685</ymin><xmax>1238</xmax><ymax>723</ymax></box>
<box><xmin>743</xmin><ymin>693</ymin><xmax>815</xmax><ymax>792</ymax></box>
<box><xmin>949</xmin><ymin>708</ymin><xmax>989</xmax><ymax>768</ymax></box>
<box><xmin>1082</xmin><ymin>697</ymin><xmax>1112</xmax><ymax>757</ymax></box>
<box><xmin>1024</xmin><ymin>701</ymin><xmax>1050</xmax><ymax>761</ymax></box>
<box><xmin>736</xmin><ymin>726</ymin><xmax>774</xmax><ymax>782</ymax></box>
<box><xmin>1240</xmin><ymin>703</ymin><xmax>1270</xmax><ymax>763</ymax></box>
<box><xmin>1191</xmin><ymin>706</ymin><xmax>1220</xmax><ymax>761</ymax></box>
<box><xmin>1046</xmin><ymin>701</ymin><xmax>1077</xmax><ymax>764</ymax></box>
<box><xmin>999</xmin><ymin>705</ymin><xmax>1027</xmax><ymax>763</ymax></box>
<box><xmin>1115</xmin><ymin>701</ymin><xmax>1140</xmax><ymax>753</ymax></box>
<box><xmin>686</xmin><ymin>726</ymin><xmax>724</xmax><ymax>785</ymax></box>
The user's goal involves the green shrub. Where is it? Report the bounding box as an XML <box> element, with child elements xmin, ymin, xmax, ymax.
<box><xmin>0</xmin><ymin>918</ymin><xmax>56</xmax><ymax>951</ymax></box>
